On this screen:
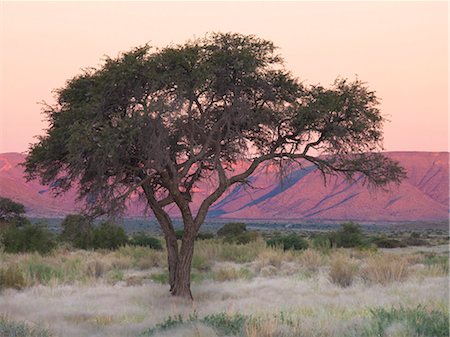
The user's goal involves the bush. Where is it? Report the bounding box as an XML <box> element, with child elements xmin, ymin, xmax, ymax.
<box><xmin>371</xmin><ymin>235</ymin><xmax>406</xmax><ymax>248</ymax></box>
<box><xmin>329</xmin><ymin>254</ymin><xmax>358</xmax><ymax>287</ymax></box>
<box><xmin>310</xmin><ymin>234</ymin><xmax>332</xmax><ymax>252</ymax></box>
<box><xmin>224</xmin><ymin>230</ymin><xmax>260</xmax><ymax>245</ymax></box>
<box><xmin>361</xmin><ymin>254</ymin><xmax>409</xmax><ymax>285</ymax></box>
<box><xmin>1</xmin><ymin>224</ymin><xmax>56</xmax><ymax>254</ymax></box>
<box><xmin>175</xmin><ymin>229</ymin><xmax>184</xmax><ymax>240</ymax></box>
<box><xmin>60</xmin><ymin>214</ymin><xmax>94</xmax><ymax>249</ymax></box>
<box><xmin>129</xmin><ymin>232</ymin><xmax>162</xmax><ymax>250</ymax></box>
<box><xmin>329</xmin><ymin>222</ymin><xmax>367</xmax><ymax>248</ymax></box>
<box><xmin>266</xmin><ymin>234</ymin><xmax>308</xmax><ymax>251</ymax></box>
<box><xmin>365</xmin><ymin>305</ymin><xmax>449</xmax><ymax>337</ymax></box>
<box><xmin>0</xmin><ymin>266</ymin><xmax>26</xmax><ymax>290</ymax></box>
<box><xmin>0</xmin><ymin>315</ymin><xmax>53</xmax><ymax>337</ymax></box>
<box><xmin>298</xmin><ymin>249</ymin><xmax>323</xmax><ymax>272</ymax></box>
<box><xmin>92</xmin><ymin>222</ymin><xmax>128</xmax><ymax>250</ymax></box>
<box><xmin>217</xmin><ymin>222</ymin><xmax>246</xmax><ymax>237</ymax></box>
<box><xmin>196</xmin><ymin>232</ymin><xmax>215</xmax><ymax>240</ymax></box>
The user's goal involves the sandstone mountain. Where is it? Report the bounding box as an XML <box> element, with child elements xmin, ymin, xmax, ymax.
<box><xmin>0</xmin><ymin>152</ymin><xmax>448</xmax><ymax>222</ymax></box>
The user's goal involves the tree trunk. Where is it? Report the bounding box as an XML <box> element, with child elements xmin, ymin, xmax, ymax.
<box><xmin>170</xmin><ymin>229</ymin><xmax>196</xmax><ymax>299</ymax></box>
<box><xmin>165</xmin><ymin>233</ymin><xmax>179</xmax><ymax>292</ymax></box>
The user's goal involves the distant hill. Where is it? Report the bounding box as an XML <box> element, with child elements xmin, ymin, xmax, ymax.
<box><xmin>0</xmin><ymin>152</ymin><xmax>448</xmax><ymax>222</ymax></box>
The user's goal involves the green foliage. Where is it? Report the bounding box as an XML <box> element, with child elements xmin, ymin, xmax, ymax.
<box><xmin>150</xmin><ymin>272</ymin><xmax>168</xmax><ymax>284</ymax></box>
<box><xmin>310</xmin><ymin>234</ymin><xmax>332</xmax><ymax>252</ymax></box>
<box><xmin>92</xmin><ymin>221</ymin><xmax>128</xmax><ymax>250</ymax></box>
<box><xmin>60</xmin><ymin>214</ymin><xmax>94</xmax><ymax>249</ymax></box>
<box><xmin>370</xmin><ymin>235</ymin><xmax>406</xmax><ymax>248</ymax></box>
<box><xmin>0</xmin><ymin>315</ymin><xmax>53</xmax><ymax>337</ymax></box>
<box><xmin>403</xmin><ymin>233</ymin><xmax>427</xmax><ymax>246</ymax></box>
<box><xmin>140</xmin><ymin>312</ymin><xmax>248</xmax><ymax>337</ymax></box>
<box><xmin>129</xmin><ymin>232</ymin><xmax>162</xmax><ymax>250</ymax></box>
<box><xmin>266</xmin><ymin>234</ymin><xmax>309</xmax><ymax>251</ymax></box>
<box><xmin>202</xmin><ymin>312</ymin><xmax>247</xmax><ymax>335</ymax></box>
<box><xmin>192</xmin><ymin>255</ymin><xmax>211</xmax><ymax>271</ymax></box>
<box><xmin>217</xmin><ymin>222</ymin><xmax>246</xmax><ymax>237</ymax></box>
<box><xmin>0</xmin><ymin>197</ymin><xmax>26</xmax><ymax>222</ymax></box>
<box><xmin>422</xmin><ymin>253</ymin><xmax>449</xmax><ymax>273</ymax></box>
<box><xmin>106</xmin><ymin>267</ymin><xmax>124</xmax><ymax>283</ymax></box>
<box><xmin>0</xmin><ymin>265</ymin><xmax>26</xmax><ymax>290</ymax></box>
<box><xmin>175</xmin><ymin>229</ymin><xmax>184</xmax><ymax>240</ymax></box>
<box><xmin>1</xmin><ymin>224</ymin><xmax>56</xmax><ymax>254</ymax></box>
<box><xmin>363</xmin><ymin>305</ymin><xmax>449</xmax><ymax>337</ymax></box>
<box><xmin>329</xmin><ymin>222</ymin><xmax>367</xmax><ymax>248</ymax></box>
<box><xmin>196</xmin><ymin>232</ymin><xmax>215</xmax><ymax>240</ymax></box>
<box><xmin>26</xmin><ymin>262</ymin><xmax>64</xmax><ymax>285</ymax></box>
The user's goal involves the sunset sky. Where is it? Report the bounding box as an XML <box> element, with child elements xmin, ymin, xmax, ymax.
<box><xmin>0</xmin><ymin>1</ymin><xmax>448</xmax><ymax>153</ymax></box>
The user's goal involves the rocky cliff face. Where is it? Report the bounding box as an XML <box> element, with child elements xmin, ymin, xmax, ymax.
<box><xmin>1</xmin><ymin>152</ymin><xmax>448</xmax><ymax>221</ymax></box>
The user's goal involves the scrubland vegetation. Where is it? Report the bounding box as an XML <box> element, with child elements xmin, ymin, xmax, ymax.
<box><xmin>0</xmin><ymin>218</ymin><xmax>448</xmax><ymax>337</ymax></box>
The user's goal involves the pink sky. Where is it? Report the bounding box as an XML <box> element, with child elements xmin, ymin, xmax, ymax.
<box><xmin>0</xmin><ymin>1</ymin><xmax>448</xmax><ymax>153</ymax></box>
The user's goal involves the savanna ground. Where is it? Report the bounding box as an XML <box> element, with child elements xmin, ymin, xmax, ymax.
<box><xmin>0</xmin><ymin>228</ymin><xmax>448</xmax><ymax>337</ymax></box>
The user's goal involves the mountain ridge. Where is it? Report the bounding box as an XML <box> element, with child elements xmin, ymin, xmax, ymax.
<box><xmin>0</xmin><ymin>151</ymin><xmax>448</xmax><ymax>222</ymax></box>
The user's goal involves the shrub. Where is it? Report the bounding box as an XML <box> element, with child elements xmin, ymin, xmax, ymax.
<box><xmin>129</xmin><ymin>232</ymin><xmax>162</xmax><ymax>250</ymax></box>
<box><xmin>371</xmin><ymin>235</ymin><xmax>406</xmax><ymax>248</ymax></box>
<box><xmin>422</xmin><ymin>253</ymin><xmax>449</xmax><ymax>273</ymax></box>
<box><xmin>92</xmin><ymin>222</ymin><xmax>128</xmax><ymax>250</ymax></box>
<box><xmin>266</xmin><ymin>234</ymin><xmax>308</xmax><ymax>251</ymax></box>
<box><xmin>0</xmin><ymin>265</ymin><xmax>26</xmax><ymax>290</ymax></box>
<box><xmin>217</xmin><ymin>222</ymin><xmax>246</xmax><ymax>237</ymax></box>
<box><xmin>365</xmin><ymin>305</ymin><xmax>449</xmax><ymax>337</ymax></box>
<box><xmin>329</xmin><ymin>222</ymin><xmax>367</xmax><ymax>248</ymax></box>
<box><xmin>329</xmin><ymin>253</ymin><xmax>358</xmax><ymax>287</ymax></box>
<box><xmin>1</xmin><ymin>224</ymin><xmax>56</xmax><ymax>254</ymax></box>
<box><xmin>60</xmin><ymin>214</ymin><xmax>94</xmax><ymax>249</ymax></box>
<box><xmin>196</xmin><ymin>232</ymin><xmax>215</xmax><ymax>240</ymax></box>
<box><xmin>361</xmin><ymin>253</ymin><xmax>409</xmax><ymax>285</ymax></box>
<box><xmin>220</xmin><ymin>240</ymin><xmax>264</xmax><ymax>263</ymax></box>
<box><xmin>298</xmin><ymin>249</ymin><xmax>323</xmax><ymax>272</ymax></box>
<box><xmin>26</xmin><ymin>262</ymin><xmax>64</xmax><ymax>285</ymax></box>
<box><xmin>310</xmin><ymin>234</ymin><xmax>332</xmax><ymax>252</ymax></box>
<box><xmin>0</xmin><ymin>315</ymin><xmax>53</xmax><ymax>337</ymax></box>
<box><xmin>202</xmin><ymin>312</ymin><xmax>247</xmax><ymax>336</ymax></box>
<box><xmin>224</xmin><ymin>230</ymin><xmax>260</xmax><ymax>245</ymax></box>
<box><xmin>192</xmin><ymin>255</ymin><xmax>211</xmax><ymax>271</ymax></box>
<box><xmin>175</xmin><ymin>229</ymin><xmax>184</xmax><ymax>240</ymax></box>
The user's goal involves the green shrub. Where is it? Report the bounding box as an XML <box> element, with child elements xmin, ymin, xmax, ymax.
<box><xmin>266</xmin><ymin>234</ymin><xmax>308</xmax><ymax>251</ymax></box>
<box><xmin>364</xmin><ymin>305</ymin><xmax>449</xmax><ymax>337</ymax></box>
<box><xmin>310</xmin><ymin>234</ymin><xmax>332</xmax><ymax>252</ymax></box>
<box><xmin>175</xmin><ymin>229</ymin><xmax>184</xmax><ymax>240</ymax></box>
<box><xmin>196</xmin><ymin>232</ymin><xmax>215</xmax><ymax>240</ymax></box>
<box><xmin>217</xmin><ymin>222</ymin><xmax>246</xmax><ymax>237</ymax></box>
<box><xmin>60</xmin><ymin>214</ymin><xmax>94</xmax><ymax>249</ymax></box>
<box><xmin>1</xmin><ymin>224</ymin><xmax>56</xmax><ymax>254</ymax></box>
<box><xmin>0</xmin><ymin>266</ymin><xmax>26</xmax><ymax>290</ymax></box>
<box><xmin>130</xmin><ymin>232</ymin><xmax>162</xmax><ymax>250</ymax></box>
<box><xmin>150</xmin><ymin>272</ymin><xmax>168</xmax><ymax>284</ymax></box>
<box><xmin>202</xmin><ymin>312</ymin><xmax>247</xmax><ymax>336</ymax></box>
<box><xmin>192</xmin><ymin>255</ymin><xmax>211</xmax><ymax>271</ymax></box>
<box><xmin>371</xmin><ymin>235</ymin><xmax>406</xmax><ymax>248</ymax></box>
<box><xmin>0</xmin><ymin>315</ymin><xmax>53</xmax><ymax>337</ymax></box>
<box><xmin>26</xmin><ymin>262</ymin><xmax>64</xmax><ymax>285</ymax></box>
<box><xmin>329</xmin><ymin>222</ymin><xmax>367</xmax><ymax>248</ymax></box>
<box><xmin>422</xmin><ymin>253</ymin><xmax>449</xmax><ymax>273</ymax></box>
<box><xmin>224</xmin><ymin>230</ymin><xmax>260</xmax><ymax>245</ymax></box>
<box><xmin>92</xmin><ymin>222</ymin><xmax>128</xmax><ymax>250</ymax></box>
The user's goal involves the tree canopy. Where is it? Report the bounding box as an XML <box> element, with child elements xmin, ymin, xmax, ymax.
<box><xmin>0</xmin><ymin>197</ymin><xmax>27</xmax><ymax>226</ymax></box>
<box><xmin>24</xmin><ymin>33</ymin><xmax>405</xmax><ymax>297</ymax></box>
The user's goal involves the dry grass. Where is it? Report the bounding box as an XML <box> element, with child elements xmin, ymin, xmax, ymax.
<box><xmin>361</xmin><ymin>253</ymin><xmax>409</xmax><ymax>285</ymax></box>
<box><xmin>328</xmin><ymin>252</ymin><xmax>358</xmax><ymax>287</ymax></box>
<box><xmin>298</xmin><ymin>249</ymin><xmax>325</xmax><ymax>272</ymax></box>
<box><xmin>0</xmin><ymin>241</ymin><xmax>448</xmax><ymax>337</ymax></box>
